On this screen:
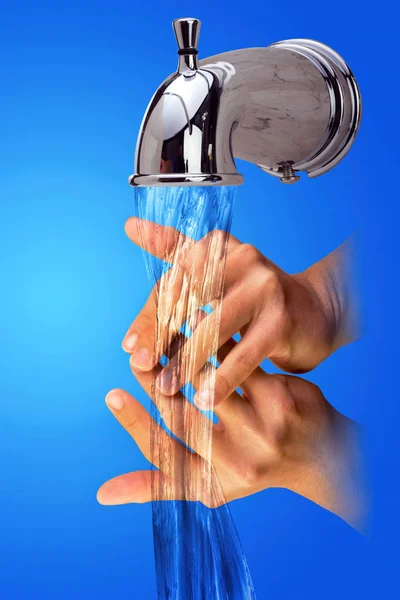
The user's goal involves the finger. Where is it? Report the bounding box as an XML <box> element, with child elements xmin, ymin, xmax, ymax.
<box><xmin>194</xmin><ymin>326</ymin><xmax>266</xmax><ymax>409</ymax></box>
<box><xmin>125</xmin><ymin>217</ymin><xmax>241</xmax><ymax>261</ymax></box>
<box><xmin>162</xmin><ymin>326</ymin><xmax>243</xmax><ymax>426</ymax></box>
<box><xmin>121</xmin><ymin>229</ymin><xmax>191</xmax><ymax>363</ymax></box>
<box><xmin>121</xmin><ymin>289</ymin><xmax>158</xmax><ymax>369</ymax></box>
<box><xmin>153</xmin><ymin>228</ymin><xmax>237</xmax><ymax>342</ymax></box>
<box><xmin>188</xmin><ymin>310</ymin><xmax>248</xmax><ymax>422</ymax></box>
<box><xmin>165</xmin><ymin>328</ymin><xmax>234</xmax><ymax>422</ymax></box>
<box><xmin>156</xmin><ymin>290</ymin><xmax>250</xmax><ymax>396</ymax></box>
<box><xmin>163</xmin><ymin>309</ymin><xmax>246</xmax><ymax>423</ymax></box>
<box><xmin>97</xmin><ymin>470</ymin><xmax>162</xmax><ymax>505</ymax></box>
<box><xmin>167</xmin><ymin>310</ymin><xmax>253</xmax><ymax>422</ymax></box>
<box><xmin>165</xmin><ymin>308</ymin><xmax>208</xmax><ymax>361</ymax></box>
<box><xmin>125</xmin><ymin>217</ymin><xmax>193</xmax><ymax>261</ymax></box>
<box><xmin>122</xmin><ymin>234</ymin><xmax>221</xmax><ymax>366</ymax></box>
<box><xmin>191</xmin><ymin>359</ymin><xmax>247</xmax><ymax>426</ymax></box>
<box><xmin>105</xmin><ymin>388</ymin><xmax>187</xmax><ymax>470</ymax></box>
<box><xmin>105</xmin><ymin>389</ymin><xmax>224</xmax><ymax>504</ymax></box>
<box><xmin>122</xmin><ymin>270</ymin><xmax>189</xmax><ymax>368</ymax></box>
<box><xmin>97</xmin><ymin>467</ymin><xmax>226</xmax><ymax>506</ymax></box>
<box><xmin>163</xmin><ymin>317</ymin><xmax>242</xmax><ymax>426</ymax></box>
<box><xmin>123</xmin><ymin>305</ymin><xmax>206</xmax><ymax>395</ymax></box>
<box><xmin>126</xmin><ymin>218</ymin><xmax>242</xmax><ymax>311</ymax></box>
<box><xmin>129</xmin><ymin>363</ymin><xmax>227</xmax><ymax>463</ymax></box>
<box><xmin>217</xmin><ymin>336</ymin><xmax>269</xmax><ymax>409</ymax></box>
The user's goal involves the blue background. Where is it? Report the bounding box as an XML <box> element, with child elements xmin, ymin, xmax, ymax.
<box><xmin>0</xmin><ymin>0</ymin><xmax>397</xmax><ymax>598</ymax></box>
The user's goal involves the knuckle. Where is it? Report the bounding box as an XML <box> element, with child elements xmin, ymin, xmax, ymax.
<box><xmin>125</xmin><ymin>414</ymin><xmax>141</xmax><ymax>433</ymax></box>
<box><xmin>237</xmin><ymin>243</ymin><xmax>260</xmax><ymax>264</ymax></box>
<box><xmin>267</xmin><ymin>374</ymin><xmax>289</xmax><ymax>396</ymax></box>
<box><xmin>205</xmin><ymin>228</ymin><xmax>227</xmax><ymax>246</ymax></box>
<box><xmin>262</xmin><ymin>439</ymin><xmax>284</xmax><ymax>464</ymax></box>
<box><xmin>264</xmin><ymin>376</ymin><xmax>296</xmax><ymax>431</ymax></box>
<box><xmin>227</xmin><ymin>458</ymin><xmax>261</xmax><ymax>489</ymax></box>
<box><xmin>213</xmin><ymin>229</ymin><xmax>227</xmax><ymax>241</ymax></box>
<box><xmin>177</xmin><ymin>240</ymin><xmax>195</xmax><ymax>271</ymax></box>
<box><xmin>216</xmin><ymin>370</ymin><xmax>232</xmax><ymax>398</ymax></box>
<box><xmin>135</xmin><ymin>309</ymin><xmax>154</xmax><ymax>331</ymax></box>
<box><xmin>221</xmin><ymin>431</ymin><xmax>265</xmax><ymax>489</ymax></box>
<box><xmin>252</xmin><ymin>425</ymin><xmax>282</xmax><ymax>461</ymax></box>
<box><xmin>236</xmin><ymin>350</ymin><xmax>255</xmax><ymax>376</ymax></box>
<box><xmin>241</xmin><ymin>465</ymin><xmax>260</xmax><ymax>488</ymax></box>
<box><xmin>206</xmin><ymin>499</ymin><xmax>221</xmax><ymax>509</ymax></box>
<box><xmin>260</xmin><ymin>268</ymin><xmax>281</xmax><ymax>295</ymax></box>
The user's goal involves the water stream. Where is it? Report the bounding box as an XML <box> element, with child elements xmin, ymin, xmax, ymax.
<box><xmin>134</xmin><ymin>186</ymin><xmax>256</xmax><ymax>600</ymax></box>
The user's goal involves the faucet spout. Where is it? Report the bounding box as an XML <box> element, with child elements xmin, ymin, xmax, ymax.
<box><xmin>129</xmin><ymin>19</ymin><xmax>361</xmax><ymax>187</ymax></box>
<box><xmin>130</xmin><ymin>17</ymin><xmax>243</xmax><ymax>187</ymax></box>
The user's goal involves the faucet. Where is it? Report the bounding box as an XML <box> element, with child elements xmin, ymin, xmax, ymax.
<box><xmin>130</xmin><ymin>18</ymin><xmax>361</xmax><ymax>187</ymax></box>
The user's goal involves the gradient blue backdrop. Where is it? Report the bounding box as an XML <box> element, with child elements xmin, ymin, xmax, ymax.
<box><xmin>0</xmin><ymin>1</ymin><xmax>397</xmax><ymax>598</ymax></box>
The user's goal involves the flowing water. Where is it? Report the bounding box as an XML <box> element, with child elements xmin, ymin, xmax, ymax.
<box><xmin>134</xmin><ymin>186</ymin><xmax>256</xmax><ymax>600</ymax></box>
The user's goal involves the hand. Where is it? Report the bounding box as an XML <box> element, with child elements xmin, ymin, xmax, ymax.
<box><xmin>122</xmin><ymin>218</ymin><xmax>358</xmax><ymax>409</ymax></box>
<box><xmin>97</xmin><ymin>335</ymin><xmax>367</xmax><ymax>533</ymax></box>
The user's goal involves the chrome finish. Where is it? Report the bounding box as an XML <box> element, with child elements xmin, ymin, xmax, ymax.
<box><xmin>130</xmin><ymin>174</ymin><xmax>244</xmax><ymax>186</ymax></box>
<box><xmin>173</xmin><ymin>18</ymin><xmax>200</xmax><ymax>53</ymax></box>
<box><xmin>173</xmin><ymin>18</ymin><xmax>200</xmax><ymax>73</ymax></box>
<box><xmin>130</xmin><ymin>18</ymin><xmax>361</xmax><ymax>187</ymax></box>
<box><xmin>269</xmin><ymin>39</ymin><xmax>362</xmax><ymax>178</ymax></box>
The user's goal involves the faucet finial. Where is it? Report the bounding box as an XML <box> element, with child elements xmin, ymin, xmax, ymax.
<box><xmin>173</xmin><ymin>18</ymin><xmax>200</xmax><ymax>54</ymax></box>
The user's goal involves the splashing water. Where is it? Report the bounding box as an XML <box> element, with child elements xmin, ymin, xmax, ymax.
<box><xmin>134</xmin><ymin>186</ymin><xmax>256</xmax><ymax>600</ymax></box>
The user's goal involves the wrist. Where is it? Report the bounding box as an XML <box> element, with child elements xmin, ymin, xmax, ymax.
<box><xmin>292</xmin><ymin>268</ymin><xmax>339</xmax><ymax>355</ymax></box>
<box><xmin>294</xmin><ymin>411</ymin><xmax>368</xmax><ymax>533</ymax></box>
<box><xmin>296</xmin><ymin>238</ymin><xmax>360</xmax><ymax>353</ymax></box>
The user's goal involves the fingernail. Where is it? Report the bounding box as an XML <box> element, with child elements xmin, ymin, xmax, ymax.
<box><xmin>156</xmin><ymin>369</ymin><xmax>175</xmax><ymax>393</ymax></box>
<box><xmin>106</xmin><ymin>391</ymin><xmax>124</xmax><ymax>411</ymax></box>
<box><xmin>131</xmin><ymin>346</ymin><xmax>152</xmax><ymax>369</ymax></box>
<box><xmin>195</xmin><ymin>390</ymin><xmax>214</xmax><ymax>410</ymax></box>
<box><xmin>122</xmin><ymin>332</ymin><xmax>138</xmax><ymax>352</ymax></box>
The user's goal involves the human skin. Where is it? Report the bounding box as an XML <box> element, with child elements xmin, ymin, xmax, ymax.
<box><xmin>97</xmin><ymin>332</ymin><xmax>367</xmax><ymax>533</ymax></box>
<box><xmin>121</xmin><ymin>218</ymin><xmax>359</xmax><ymax>410</ymax></box>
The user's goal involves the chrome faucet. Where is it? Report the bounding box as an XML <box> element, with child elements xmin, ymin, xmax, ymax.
<box><xmin>130</xmin><ymin>18</ymin><xmax>361</xmax><ymax>187</ymax></box>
